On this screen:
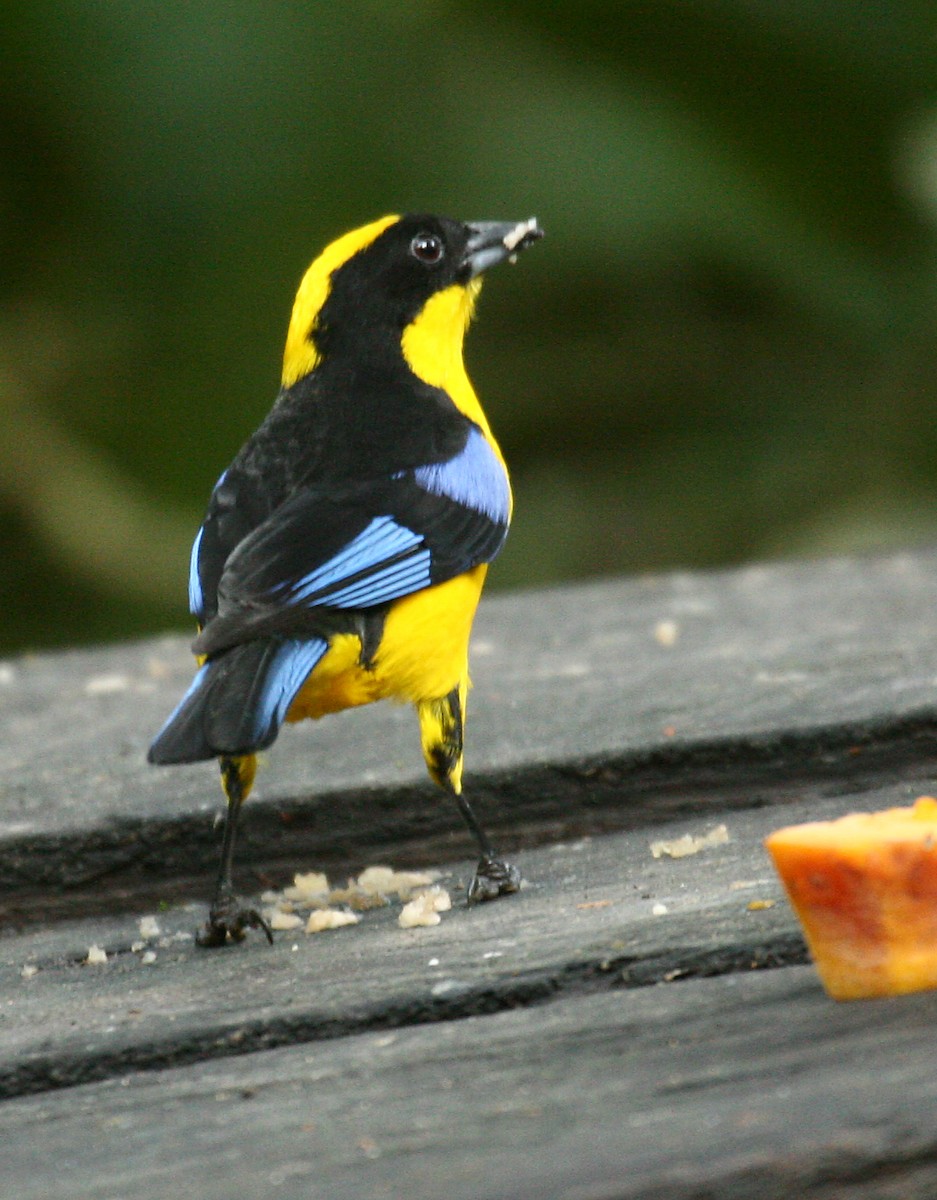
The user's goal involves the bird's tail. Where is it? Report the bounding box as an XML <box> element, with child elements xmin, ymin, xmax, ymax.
<box><xmin>148</xmin><ymin>636</ymin><xmax>328</xmax><ymax>764</ymax></box>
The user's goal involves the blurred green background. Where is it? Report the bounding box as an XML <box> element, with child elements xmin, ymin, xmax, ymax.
<box><xmin>4</xmin><ymin>1</ymin><xmax>937</xmax><ymax>653</ymax></box>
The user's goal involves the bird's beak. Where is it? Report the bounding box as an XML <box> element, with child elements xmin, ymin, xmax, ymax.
<box><xmin>462</xmin><ymin>218</ymin><xmax>544</xmax><ymax>278</ymax></box>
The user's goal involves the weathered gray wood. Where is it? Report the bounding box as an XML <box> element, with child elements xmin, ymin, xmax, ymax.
<box><xmin>1</xmin><ymin>784</ymin><xmax>928</xmax><ymax>1100</ymax></box>
<box><xmin>3</xmin><ymin>967</ymin><xmax>937</xmax><ymax>1200</ymax></box>
<box><xmin>3</xmin><ymin>550</ymin><xmax>937</xmax><ymax>912</ymax></box>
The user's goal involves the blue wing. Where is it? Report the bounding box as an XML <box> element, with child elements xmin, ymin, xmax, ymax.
<box><xmin>280</xmin><ymin>515</ymin><xmax>432</xmax><ymax>608</ymax></box>
<box><xmin>412</xmin><ymin>427</ymin><xmax>510</xmax><ymax>524</ymax></box>
<box><xmin>188</xmin><ymin>524</ymin><xmax>206</xmax><ymax>616</ymax></box>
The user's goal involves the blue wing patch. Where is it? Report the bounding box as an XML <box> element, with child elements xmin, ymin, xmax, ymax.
<box><xmin>188</xmin><ymin>469</ymin><xmax>228</xmax><ymax>617</ymax></box>
<box><xmin>253</xmin><ymin>636</ymin><xmax>328</xmax><ymax>741</ymax></box>
<box><xmin>188</xmin><ymin>525</ymin><xmax>205</xmax><ymax>616</ymax></box>
<box><xmin>413</xmin><ymin>427</ymin><xmax>510</xmax><ymax>522</ymax></box>
<box><xmin>283</xmin><ymin>515</ymin><xmax>431</xmax><ymax>609</ymax></box>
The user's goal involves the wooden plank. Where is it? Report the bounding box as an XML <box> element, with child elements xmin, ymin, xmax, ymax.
<box><xmin>2</xmin><ymin>783</ymin><xmax>928</xmax><ymax>1100</ymax></box>
<box><xmin>3</xmin><ymin>966</ymin><xmax>937</xmax><ymax>1200</ymax></box>
<box><xmin>3</xmin><ymin>553</ymin><xmax>937</xmax><ymax>1197</ymax></box>
<box><xmin>3</xmin><ymin>550</ymin><xmax>937</xmax><ymax>912</ymax></box>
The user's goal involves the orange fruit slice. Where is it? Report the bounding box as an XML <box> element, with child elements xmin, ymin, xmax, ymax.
<box><xmin>766</xmin><ymin>797</ymin><xmax>937</xmax><ymax>1000</ymax></box>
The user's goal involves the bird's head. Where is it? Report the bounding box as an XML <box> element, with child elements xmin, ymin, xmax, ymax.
<box><xmin>281</xmin><ymin>214</ymin><xmax>543</xmax><ymax>388</ymax></box>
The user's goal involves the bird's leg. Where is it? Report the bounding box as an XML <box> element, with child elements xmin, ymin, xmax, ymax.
<box><xmin>419</xmin><ymin>684</ymin><xmax>521</xmax><ymax>904</ymax></box>
<box><xmin>197</xmin><ymin>754</ymin><xmax>273</xmax><ymax>948</ymax></box>
<box><xmin>453</xmin><ymin>789</ymin><xmax>522</xmax><ymax>904</ymax></box>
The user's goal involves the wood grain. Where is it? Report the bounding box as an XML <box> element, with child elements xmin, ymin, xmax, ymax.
<box><xmin>3</xmin><ymin>550</ymin><xmax>937</xmax><ymax>1195</ymax></box>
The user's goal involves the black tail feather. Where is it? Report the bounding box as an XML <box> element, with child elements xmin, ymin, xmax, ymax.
<box><xmin>148</xmin><ymin>641</ymin><xmax>282</xmax><ymax>764</ymax></box>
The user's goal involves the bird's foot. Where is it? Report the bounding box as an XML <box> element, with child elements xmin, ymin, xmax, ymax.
<box><xmin>466</xmin><ymin>855</ymin><xmax>522</xmax><ymax>904</ymax></box>
<box><xmin>196</xmin><ymin>890</ymin><xmax>274</xmax><ymax>948</ymax></box>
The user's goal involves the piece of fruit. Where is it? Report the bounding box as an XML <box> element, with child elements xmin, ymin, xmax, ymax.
<box><xmin>765</xmin><ymin>796</ymin><xmax>937</xmax><ymax>1000</ymax></box>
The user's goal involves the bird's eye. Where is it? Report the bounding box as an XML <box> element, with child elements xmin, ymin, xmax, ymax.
<box><xmin>410</xmin><ymin>233</ymin><xmax>444</xmax><ymax>264</ymax></box>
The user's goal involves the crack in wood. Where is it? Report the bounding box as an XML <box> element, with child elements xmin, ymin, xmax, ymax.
<box><xmin>0</xmin><ymin>931</ymin><xmax>807</xmax><ymax>1103</ymax></box>
<box><xmin>3</xmin><ymin>710</ymin><xmax>936</xmax><ymax>928</ymax></box>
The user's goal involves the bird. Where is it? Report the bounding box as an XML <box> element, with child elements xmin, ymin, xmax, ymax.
<box><xmin>148</xmin><ymin>212</ymin><xmax>543</xmax><ymax>946</ymax></box>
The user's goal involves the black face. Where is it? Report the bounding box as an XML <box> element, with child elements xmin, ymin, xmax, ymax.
<box><xmin>312</xmin><ymin>214</ymin><xmax>472</xmax><ymax>357</ymax></box>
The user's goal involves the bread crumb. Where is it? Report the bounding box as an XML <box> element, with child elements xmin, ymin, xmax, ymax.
<box><xmin>20</xmin><ymin>964</ymin><xmax>38</xmax><ymax>979</ymax></box>
<box><xmin>746</xmin><ymin>899</ymin><xmax>776</xmax><ymax>911</ymax></box>
<box><xmin>503</xmin><ymin>216</ymin><xmax>539</xmax><ymax>252</ymax></box>
<box><xmin>85</xmin><ymin>945</ymin><xmax>108</xmax><ymax>965</ymax></box>
<box><xmin>652</xmin><ymin>902</ymin><xmax>669</xmax><ymax>916</ymax></box>
<box><xmin>650</xmin><ymin>824</ymin><xmax>729</xmax><ymax>859</ymax></box>
<box><xmin>138</xmin><ymin>915</ymin><xmax>161</xmax><ymax>940</ymax></box>
<box><xmin>262</xmin><ymin>863</ymin><xmax>446</xmax><ymax>928</ymax></box>
<box><xmin>399</xmin><ymin>887</ymin><xmax>452</xmax><ymax>928</ymax></box>
<box><xmin>326</xmin><ymin>885</ymin><xmax>389</xmax><ymax>912</ymax></box>
<box><xmin>357</xmin><ymin>865</ymin><xmax>439</xmax><ymax>899</ymax></box>
<box><xmin>654</xmin><ymin>619</ymin><xmax>679</xmax><ymax>647</ymax></box>
<box><xmin>284</xmin><ymin>871</ymin><xmax>330</xmax><ymax>902</ymax></box>
<box><xmin>268</xmin><ymin>910</ymin><xmax>303</xmax><ymax>931</ymax></box>
<box><xmin>141</xmin><ymin>950</ymin><xmax>157</xmax><ymax>964</ymax></box>
<box><xmin>305</xmin><ymin>909</ymin><xmax>360</xmax><ymax>934</ymax></box>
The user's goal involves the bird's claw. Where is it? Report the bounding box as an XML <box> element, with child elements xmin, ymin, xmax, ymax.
<box><xmin>196</xmin><ymin>891</ymin><xmax>274</xmax><ymax>947</ymax></box>
<box><xmin>466</xmin><ymin>855</ymin><xmax>522</xmax><ymax>904</ymax></box>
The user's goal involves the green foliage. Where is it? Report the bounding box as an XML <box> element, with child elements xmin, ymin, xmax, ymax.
<box><xmin>2</xmin><ymin>1</ymin><xmax>937</xmax><ymax>650</ymax></box>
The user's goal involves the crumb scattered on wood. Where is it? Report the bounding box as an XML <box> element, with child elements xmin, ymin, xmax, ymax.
<box><xmin>138</xmin><ymin>915</ymin><xmax>160</xmax><ymax>940</ymax></box>
<box><xmin>746</xmin><ymin>899</ymin><xmax>776</xmax><ymax>911</ymax></box>
<box><xmin>262</xmin><ymin>863</ymin><xmax>444</xmax><ymax>933</ymax></box>
<box><xmin>269</xmin><ymin>910</ymin><xmax>303</xmax><ymax>931</ymax></box>
<box><xmin>306</xmin><ymin>909</ymin><xmax>360</xmax><ymax>934</ymax></box>
<box><xmin>85</xmin><ymin>944</ymin><xmax>107</xmax><ymax>965</ymax></box>
<box><xmin>398</xmin><ymin>887</ymin><xmax>452</xmax><ymax>929</ymax></box>
<box><xmin>283</xmin><ymin>871</ymin><xmax>330</xmax><ymax>902</ymax></box>
<box><xmin>356</xmin><ymin>865</ymin><xmax>439</xmax><ymax>899</ymax></box>
<box><xmin>654</xmin><ymin>619</ymin><xmax>679</xmax><ymax>647</ymax></box>
<box><xmin>326</xmin><ymin>885</ymin><xmax>389</xmax><ymax>912</ymax></box>
<box><xmin>650</xmin><ymin>824</ymin><xmax>729</xmax><ymax>859</ymax></box>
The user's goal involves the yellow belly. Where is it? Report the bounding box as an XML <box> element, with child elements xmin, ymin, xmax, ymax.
<box><xmin>286</xmin><ymin>564</ymin><xmax>488</xmax><ymax>722</ymax></box>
